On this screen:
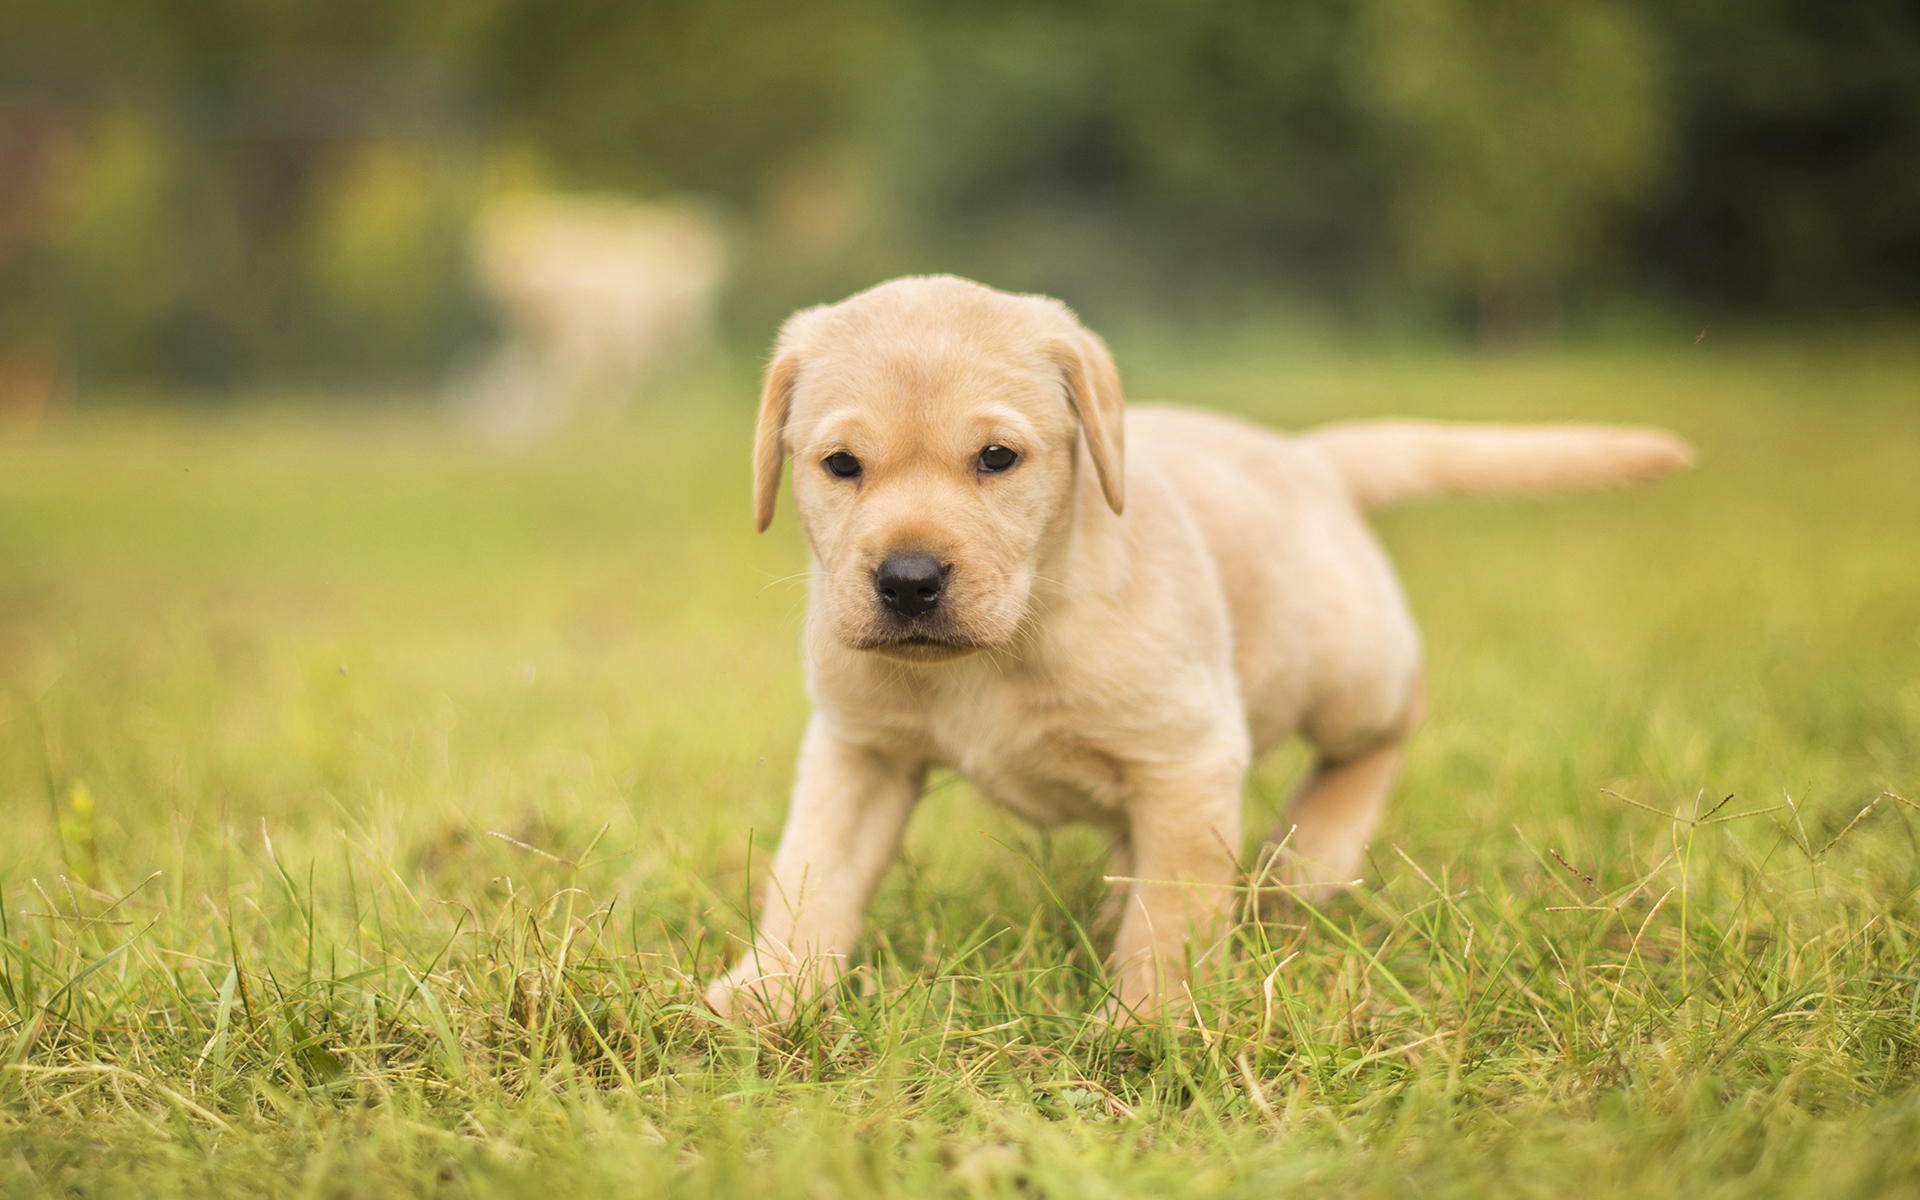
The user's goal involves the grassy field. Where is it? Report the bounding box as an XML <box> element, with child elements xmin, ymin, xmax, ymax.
<box><xmin>1</xmin><ymin>338</ymin><xmax>1917</xmax><ymax>1198</ymax></box>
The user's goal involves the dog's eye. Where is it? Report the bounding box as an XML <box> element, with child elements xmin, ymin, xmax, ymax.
<box><xmin>977</xmin><ymin>445</ymin><xmax>1018</xmax><ymax>473</ymax></box>
<box><xmin>824</xmin><ymin>451</ymin><xmax>862</xmax><ymax>478</ymax></box>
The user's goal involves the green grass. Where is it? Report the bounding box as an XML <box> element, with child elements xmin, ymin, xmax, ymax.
<box><xmin>1</xmin><ymin>338</ymin><xmax>1917</xmax><ymax>1198</ymax></box>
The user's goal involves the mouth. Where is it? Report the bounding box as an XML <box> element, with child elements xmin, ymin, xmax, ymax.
<box><xmin>861</xmin><ymin>632</ymin><xmax>983</xmax><ymax>662</ymax></box>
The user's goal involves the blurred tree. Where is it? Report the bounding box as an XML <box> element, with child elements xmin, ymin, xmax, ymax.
<box><xmin>0</xmin><ymin>0</ymin><xmax>492</xmax><ymax>383</ymax></box>
<box><xmin>1355</xmin><ymin>0</ymin><xmax>1668</xmax><ymax>337</ymax></box>
<box><xmin>873</xmin><ymin>0</ymin><xmax>1393</xmax><ymax>318</ymax></box>
<box><xmin>477</xmin><ymin>0</ymin><xmax>878</xmax><ymax>203</ymax></box>
<box><xmin>870</xmin><ymin>0</ymin><xmax>1676</xmax><ymax>334</ymax></box>
<box><xmin>302</xmin><ymin>139</ymin><xmax>474</xmax><ymax>374</ymax></box>
<box><xmin>0</xmin><ymin>0</ymin><xmax>1916</xmax><ymax>388</ymax></box>
<box><xmin>51</xmin><ymin>109</ymin><xmax>189</xmax><ymax>378</ymax></box>
<box><xmin>1646</xmin><ymin>0</ymin><xmax>1920</xmax><ymax>312</ymax></box>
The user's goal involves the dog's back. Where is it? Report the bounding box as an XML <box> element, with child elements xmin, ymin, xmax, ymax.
<box><xmin>1126</xmin><ymin>405</ymin><xmax>1693</xmax><ymax>758</ymax></box>
<box><xmin>1126</xmin><ymin>405</ymin><xmax>1421</xmax><ymax>758</ymax></box>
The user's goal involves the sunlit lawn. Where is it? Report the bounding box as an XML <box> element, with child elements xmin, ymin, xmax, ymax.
<box><xmin>1</xmin><ymin>336</ymin><xmax>1917</xmax><ymax>1197</ymax></box>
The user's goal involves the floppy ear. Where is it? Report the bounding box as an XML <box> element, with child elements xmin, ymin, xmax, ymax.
<box><xmin>752</xmin><ymin>350</ymin><xmax>800</xmax><ymax>532</ymax></box>
<box><xmin>1053</xmin><ymin>327</ymin><xmax>1126</xmax><ymax>515</ymax></box>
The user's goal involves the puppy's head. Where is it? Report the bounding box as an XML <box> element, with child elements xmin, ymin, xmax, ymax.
<box><xmin>753</xmin><ymin>276</ymin><xmax>1124</xmax><ymax>663</ymax></box>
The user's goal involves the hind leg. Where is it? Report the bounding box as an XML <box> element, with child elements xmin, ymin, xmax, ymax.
<box><xmin>1263</xmin><ymin>737</ymin><xmax>1405</xmax><ymax>902</ymax></box>
<box><xmin>1094</xmin><ymin>834</ymin><xmax>1133</xmax><ymax>935</ymax></box>
<box><xmin>1261</xmin><ymin>682</ymin><xmax>1422</xmax><ymax>904</ymax></box>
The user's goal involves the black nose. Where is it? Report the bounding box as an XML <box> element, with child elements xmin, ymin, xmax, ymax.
<box><xmin>874</xmin><ymin>554</ymin><xmax>947</xmax><ymax>617</ymax></box>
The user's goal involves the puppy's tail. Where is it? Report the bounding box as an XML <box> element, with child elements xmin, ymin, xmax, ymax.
<box><xmin>1303</xmin><ymin>420</ymin><xmax>1694</xmax><ymax>511</ymax></box>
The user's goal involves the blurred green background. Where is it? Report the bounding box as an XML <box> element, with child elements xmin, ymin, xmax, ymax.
<box><xmin>2</xmin><ymin>0</ymin><xmax>1917</xmax><ymax>399</ymax></box>
<box><xmin>2</xmin><ymin>9</ymin><xmax>1919</xmax><ymax>1193</ymax></box>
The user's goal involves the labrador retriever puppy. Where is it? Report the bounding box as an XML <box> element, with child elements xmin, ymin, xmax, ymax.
<box><xmin>706</xmin><ymin>275</ymin><xmax>1691</xmax><ymax>1024</ymax></box>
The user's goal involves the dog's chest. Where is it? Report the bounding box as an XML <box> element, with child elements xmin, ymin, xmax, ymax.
<box><xmin>914</xmin><ymin>681</ymin><xmax>1132</xmax><ymax>829</ymax></box>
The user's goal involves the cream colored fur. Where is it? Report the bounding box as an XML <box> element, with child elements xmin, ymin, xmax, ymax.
<box><xmin>706</xmin><ymin>275</ymin><xmax>1692</xmax><ymax>1025</ymax></box>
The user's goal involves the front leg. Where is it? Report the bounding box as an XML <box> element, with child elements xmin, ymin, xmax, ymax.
<box><xmin>705</xmin><ymin>718</ymin><xmax>923</xmax><ymax>1024</ymax></box>
<box><xmin>1109</xmin><ymin>757</ymin><xmax>1244</xmax><ymax>1022</ymax></box>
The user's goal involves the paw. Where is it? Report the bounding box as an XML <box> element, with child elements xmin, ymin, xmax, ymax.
<box><xmin>1093</xmin><ymin>986</ymin><xmax>1195</xmax><ymax>1030</ymax></box>
<box><xmin>1092</xmin><ymin>996</ymin><xmax>1152</xmax><ymax>1029</ymax></box>
<box><xmin>703</xmin><ymin>958</ymin><xmax>833</xmax><ymax>1027</ymax></box>
<box><xmin>1253</xmin><ymin>843</ymin><xmax>1364</xmax><ymax>912</ymax></box>
<box><xmin>704</xmin><ymin>973</ymin><xmax>794</xmax><ymax>1027</ymax></box>
<box><xmin>1092</xmin><ymin>963</ymin><xmax>1197</xmax><ymax>1029</ymax></box>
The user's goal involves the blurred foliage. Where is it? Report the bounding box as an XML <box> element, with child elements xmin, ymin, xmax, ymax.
<box><xmin>873</xmin><ymin>0</ymin><xmax>1392</xmax><ymax>313</ymax></box>
<box><xmin>1650</xmin><ymin>0</ymin><xmax>1920</xmax><ymax>310</ymax></box>
<box><xmin>0</xmin><ymin>0</ymin><xmax>1915</xmax><ymax>388</ymax></box>
<box><xmin>1359</xmin><ymin>0</ymin><xmax>1667</xmax><ymax>334</ymax></box>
